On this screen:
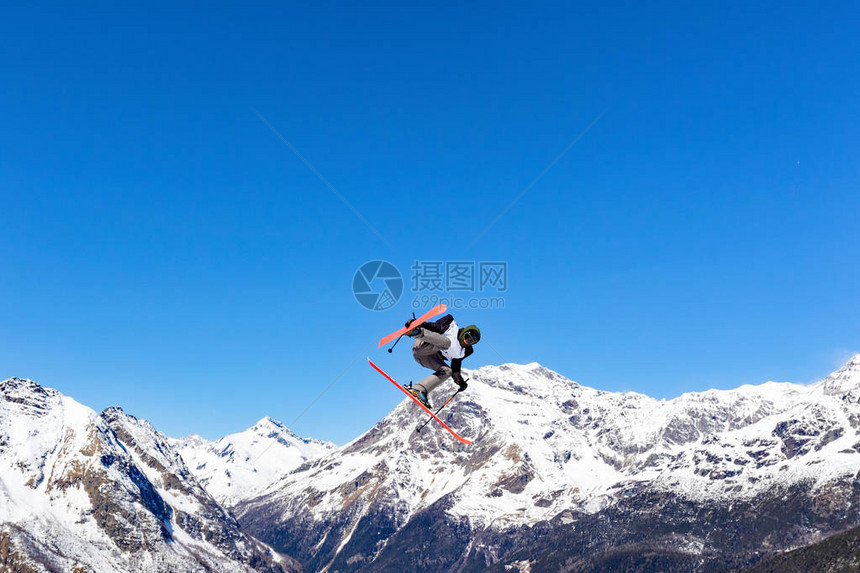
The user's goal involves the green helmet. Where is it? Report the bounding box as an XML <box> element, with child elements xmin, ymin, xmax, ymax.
<box><xmin>458</xmin><ymin>324</ymin><xmax>481</xmax><ymax>346</ymax></box>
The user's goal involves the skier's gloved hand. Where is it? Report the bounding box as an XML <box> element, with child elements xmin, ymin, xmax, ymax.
<box><xmin>404</xmin><ymin>318</ymin><xmax>420</xmax><ymax>337</ymax></box>
<box><xmin>452</xmin><ymin>373</ymin><xmax>468</xmax><ymax>391</ymax></box>
<box><xmin>457</xmin><ymin>380</ymin><xmax>468</xmax><ymax>392</ymax></box>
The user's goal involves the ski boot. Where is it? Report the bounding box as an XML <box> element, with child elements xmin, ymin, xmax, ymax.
<box><xmin>405</xmin><ymin>383</ymin><xmax>431</xmax><ymax>409</ymax></box>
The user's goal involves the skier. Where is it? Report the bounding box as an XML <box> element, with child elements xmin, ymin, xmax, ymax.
<box><xmin>403</xmin><ymin>313</ymin><xmax>480</xmax><ymax>409</ymax></box>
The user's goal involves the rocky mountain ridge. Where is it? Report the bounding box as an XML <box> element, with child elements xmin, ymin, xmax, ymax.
<box><xmin>235</xmin><ymin>354</ymin><xmax>860</xmax><ymax>571</ymax></box>
<box><xmin>0</xmin><ymin>378</ymin><xmax>297</xmax><ymax>573</ymax></box>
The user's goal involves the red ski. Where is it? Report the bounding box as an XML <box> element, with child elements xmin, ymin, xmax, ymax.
<box><xmin>367</xmin><ymin>357</ymin><xmax>471</xmax><ymax>445</ymax></box>
<box><xmin>377</xmin><ymin>304</ymin><xmax>447</xmax><ymax>348</ymax></box>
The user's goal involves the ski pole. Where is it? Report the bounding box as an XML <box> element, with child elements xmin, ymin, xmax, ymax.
<box><xmin>415</xmin><ymin>390</ymin><xmax>460</xmax><ymax>434</ymax></box>
<box><xmin>388</xmin><ymin>312</ymin><xmax>416</xmax><ymax>353</ymax></box>
<box><xmin>387</xmin><ymin>335</ymin><xmax>404</xmax><ymax>353</ymax></box>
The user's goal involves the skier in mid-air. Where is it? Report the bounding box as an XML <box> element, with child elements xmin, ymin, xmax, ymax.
<box><xmin>403</xmin><ymin>313</ymin><xmax>480</xmax><ymax>408</ymax></box>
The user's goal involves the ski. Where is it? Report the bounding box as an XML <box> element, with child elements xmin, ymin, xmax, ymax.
<box><xmin>367</xmin><ymin>357</ymin><xmax>471</xmax><ymax>445</ymax></box>
<box><xmin>377</xmin><ymin>304</ymin><xmax>447</xmax><ymax>348</ymax></box>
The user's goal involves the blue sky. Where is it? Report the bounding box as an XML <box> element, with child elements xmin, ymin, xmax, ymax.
<box><xmin>2</xmin><ymin>2</ymin><xmax>858</xmax><ymax>444</ymax></box>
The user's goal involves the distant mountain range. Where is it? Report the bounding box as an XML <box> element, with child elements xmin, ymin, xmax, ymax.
<box><xmin>168</xmin><ymin>417</ymin><xmax>335</xmax><ymax>508</ymax></box>
<box><xmin>2</xmin><ymin>353</ymin><xmax>860</xmax><ymax>571</ymax></box>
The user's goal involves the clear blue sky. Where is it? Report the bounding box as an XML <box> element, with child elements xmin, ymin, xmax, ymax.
<box><xmin>2</xmin><ymin>1</ymin><xmax>858</xmax><ymax>444</ymax></box>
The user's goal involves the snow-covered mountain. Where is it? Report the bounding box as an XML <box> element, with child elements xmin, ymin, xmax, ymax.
<box><xmin>0</xmin><ymin>378</ymin><xmax>298</xmax><ymax>573</ymax></box>
<box><xmin>5</xmin><ymin>355</ymin><xmax>860</xmax><ymax>571</ymax></box>
<box><xmin>236</xmin><ymin>354</ymin><xmax>860</xmax><ymax>572</ymax></box>
<box><xmin>169</xmin><ymin>417</ymin><xmax>335</xmax><ymax>507</ymax></box>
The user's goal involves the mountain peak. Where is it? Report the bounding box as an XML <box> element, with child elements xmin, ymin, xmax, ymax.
<box><xmin>1</xmin><ymin>377</ymin><xmax>59</xmax><ymax>417</ymax></box>
<box><xmin>101</xmin><ymin>405</ymin><xmax>128</xmax><ymax>418</ymax></box>
<box><xmin>1</xmin><ymin>377</ymin><xmax>49</xmax><ymax>393</ymax></box>
<box><xmin>471</xmin><ymin>362</ymin><xmax>580</xmax><ymax>393</ymax></box>
<box><xmin>2</xmin><ymin>376</ymin><xmax>37</xmax><ymax>384</ymax></box>
<box><xmin>169</xmin><ymin>417</ymin><xmax>335</xmax><ymax>507</ymax></box>
<box><xmin>253</xmin><ymin>416</ymin><xmax>287</xmax><ymax>431</ymax></box>
<box><xmin>819</xmin><ymin>352</ymin><xmax>860</xmax><ymax>395</ymax></box>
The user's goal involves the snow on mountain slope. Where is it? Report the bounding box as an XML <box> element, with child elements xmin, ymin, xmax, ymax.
<box><xmin>170</xmin><ymin>417</ymin><xmax>335</xmax><ymax>507</ymax></box>
<box><xmin>0</xmin><ymin>378</ymin><xmax>295</xmax><ymax>573</ymax></box>
<box><xmin>236</xmin><ymin>354</ymin><xmax>860</xmax><ymax>571</ymax></box>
